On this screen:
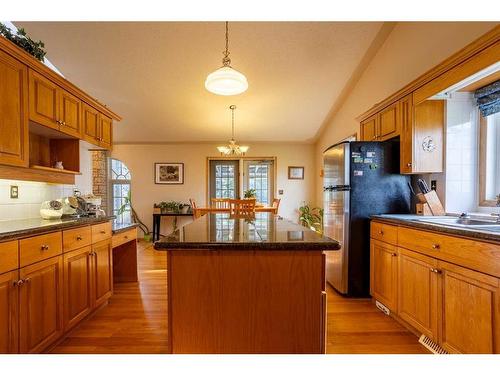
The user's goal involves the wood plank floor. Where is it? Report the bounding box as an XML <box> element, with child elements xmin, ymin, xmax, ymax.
<box><xmin>51</xmin><ymin>241</ymin><xmax>428</xmax><ymax>354</ymax></box>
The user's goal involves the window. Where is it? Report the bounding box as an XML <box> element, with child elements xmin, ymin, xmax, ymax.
<box><xmin>209</xmin><ymin>160</ymin><xmax>239</xmax><ymax>200</ymax></box>
<box><xmin>243</xmin><ymin>160</ymin><xmax>274</xmax><ymax>205</ymax></box>
<box><xmin>110</xmin><ymin>159</ymin><xmax>131</xmax><ymax>224</ymax></box>
<box><xmin>479</xmin><ymin>112</ymin><xmax>500</xmax><ymax>206</ymax></box>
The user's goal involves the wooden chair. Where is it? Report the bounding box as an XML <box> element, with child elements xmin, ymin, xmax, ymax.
<box><xmin>228</xmin><ymin>198</ymin><xmax>256</xmax><ymax>216</ymax></box>
<box><xmin>211</xmin><ymin>198</ymin><xmax>230</xmax><ymax>209</ymax></box>
<box><xmin>189</xmin><ymin>198</ymin><xmax>202</xmax><ymax>219</ymax></box>
<box><xmin>271</xmin><ymin>198</ymin><xmax>281</xmax><ymax>214</ymax></box>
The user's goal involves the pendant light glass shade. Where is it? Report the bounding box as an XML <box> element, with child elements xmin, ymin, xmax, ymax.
<box><xmin>217</xmin><ymin>105</ymin><xmax>249</xmax><ymax>156</ymax></box>
<box><xmin>206</xmin><ymin>22</ymin><xmax>248</xmax><ymax>96</ymax></box>
<box><xmin>205</xmin><ymin>66</ymin><xmax>248</xmax><ymax>96</ymax></box>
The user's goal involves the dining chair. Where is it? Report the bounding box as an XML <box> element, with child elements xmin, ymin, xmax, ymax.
<box><xmin>211</xmin><ymin>198</ymin><xmax>230</xmax><ymax>209</ymax></box>
<box><xmin>189</xmin><ymin>198</ymin><xmax>202</xmax><ymax>219</ymax></box>
<box><xmin>272</xmin><ymin>198</ymin><xmax>281</xmax><ymax>214</ymax></box>
<box><xmin>228</xmin><ymin>198</ymin><xmax>256</xmax><ymax>216</ymax></box>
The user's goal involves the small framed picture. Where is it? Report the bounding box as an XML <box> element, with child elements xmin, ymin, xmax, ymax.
<box><xmin>154</xmin><ymin>163</ymin><xmax>184</xmax><ymax>184</ymax></box>
<box><xmin>288</xmin><ymin>166</ymin><xmax>304</xmax><ymax>180</ymax></box>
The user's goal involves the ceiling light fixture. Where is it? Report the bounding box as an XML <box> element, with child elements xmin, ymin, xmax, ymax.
<box><xmin>205</xmin><ymin>22</ymin><xmax>248</xmax><ymax>96</ymax></box>
<box><xmin>217</xmin><ymin>105</ymin><xmax>249</xmax><ymax>156</ymax></box>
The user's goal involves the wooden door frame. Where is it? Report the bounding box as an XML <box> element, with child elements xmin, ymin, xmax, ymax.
<box><xmin>205</xmin><ymin>156</ymin><xmax>277</xmax><ymax>206</ymax></box>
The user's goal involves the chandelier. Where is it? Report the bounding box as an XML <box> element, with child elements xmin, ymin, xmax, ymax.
<box><xmin>217</xmin><ymin>105</ymin><xmax>249</xmax><ymax>156</ymax></box>
<box><xmin>205</xmin><ymin>22</ymin><xmax>248</xmax><ymax>96</ymax></box>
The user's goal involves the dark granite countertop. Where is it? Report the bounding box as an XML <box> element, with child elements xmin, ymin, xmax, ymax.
<box><xmin>154</xmin><ymin>212</ymin><xmax>340</xmax><ymax>251</ymax></box>
<box><xmin>0</xmin><ymin>215</ymin><xmax>115</xmax><ymax>242</ymax></box>
<box><xmin>112</xmin><ymin>222</ymin><xmax>139</xmax><ymax>234</ymax></box>
<box><xmin>372</xmin><ymin>214</ymin><xmax>500</xmax><ymax>242</ymax></box>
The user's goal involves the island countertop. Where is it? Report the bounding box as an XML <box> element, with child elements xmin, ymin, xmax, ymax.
<box><xmin>154</xmin><ymin>212</ymin><xmax>340</xmax><ymax>251</ymax></box>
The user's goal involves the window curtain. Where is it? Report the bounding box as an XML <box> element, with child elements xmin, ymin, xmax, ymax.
<box><xmin>475</xmin><ymin>79</ymin><xmax>500</xmax><ymax>117</ymax></box>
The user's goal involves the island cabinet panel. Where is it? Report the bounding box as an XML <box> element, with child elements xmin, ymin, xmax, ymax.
<box><xmin>438</xmin><ymin>261</ymin><xmax>499</xmax><ymax>354</ymax></box>
<box><xmin>92</xmin><ymin>239</ymin><xmax>113</xmax><ymax>307</ymax></box>
<box><xmin>19</xmin><ymin>256</ymin><xmax>64</xmax><ymax>353</ymax></box>
<box><xmin>370</xmin><ymin>239</ymin><xmax>398</xmax><ymax>311</ymax></box>
<box><xmin>0</xmin><ymin>270</ymin><xmax>19</xmax><ymax>353</ymax></box>
<box><xmin>397</xmin><ymin>248</ymin><xmax>439</xmax><ymax>341</ymax></box>
<box><xmin>168</xmin><ymin>250</ymin><xmax>326</xmax><ymax>354</ymax></box>
<box><xmin>63</xmin><ymin>246</ymin><xmax>93</xmax><ymax>331</ymax></box>
<box><xmin>0</xmin><ymin>49</ymin><xmax>29</xmax><ymax>168</ymax></box>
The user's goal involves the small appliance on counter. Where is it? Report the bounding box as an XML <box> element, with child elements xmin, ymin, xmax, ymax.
<box><xmin>40</xmin><ymin>200</ymin><xmax>64</xmax><ymax>220</ymax></box>
<box><xmin>82</xmin><ymin>194</ymin><xmax>106</xmax><ymax>217</ymax></box>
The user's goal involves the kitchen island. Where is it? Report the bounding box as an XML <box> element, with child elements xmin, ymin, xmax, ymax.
<box><xmin>154</xmin><ymin>212</ymin><xmax>340</xmax><ymax>354</ymax></box>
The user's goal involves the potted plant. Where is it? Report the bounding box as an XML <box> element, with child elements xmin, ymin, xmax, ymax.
<box><xmin>118</xmin><ymin>191</ymin><xmax>152</xmax><ymax>241</ymax></box>
<box><xmin>298</xmin><ymin>203</ymin><xmax>324</xmax><ymax>234</ymax></box>
<box><xmin>243</xmin><ymin>189</ymin><xmax>257</xmax><ymax>199</ymax></box>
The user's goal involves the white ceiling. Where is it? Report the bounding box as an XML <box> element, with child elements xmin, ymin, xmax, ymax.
<box><xmin>16</xmin><ymin>22</ymin><xmax>383</xmax><ymax>143</ymax></box>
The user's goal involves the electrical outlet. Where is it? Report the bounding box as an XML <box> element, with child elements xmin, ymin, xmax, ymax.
<box><xmin>431</xmin><ymin>180</ymin><xmax>437</xmax><ymax>191</ymax></box>
<box><xmin>10</xmin><ymin>185</ymin><xmax>19</xmax><ymax>199</ymax></box>
<box><xmin>278</xmin><ymin>189</ymin><xmax>284</xmax><ymax>195</ymax></box>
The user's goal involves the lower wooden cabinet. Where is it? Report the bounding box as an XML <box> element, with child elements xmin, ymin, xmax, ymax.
<box><xmin>19</xmin><ymin>256</ymin><xmax>64</xmax><ymax>353</ymax></box>
<box><xmin>370</xmin><ymin>239</ymin><xmax>398</xmax><ymax>311</ymax></box>
<box><xmin>439</xmin><ymin>261</ymin><xmax>499</xmax><ymax>354</ymax></box>
<box><xmin>0</xmin><ymin>270</ymin><xmax>19</xmax><ymax>353</ymax></box>
<box><xmin>93</xmin><ymin>239</ymin><xmax>113</xmax><ymax>307</ymax></box>
<box><xmin>397</xmin><ymin>248</ymin><xmax>439</xmax><ymax>341</ymax></box>
<box><xmin>63</xmin><ymin>246</ymin><xmax>93</xmax><ymax>331</ymax></box>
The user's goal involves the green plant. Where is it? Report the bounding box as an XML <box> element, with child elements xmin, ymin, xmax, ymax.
<box><xmin>0</xmin><ymin>23</ymin><xmax>46</xmax><ymax>61</ymax></box>
<box><xmin>298</xmin><ymin>203</ymin><xmax>324</xmax><ymax>234</ymax></box>
<box><xmin>118</xmin><ymin>191</ymin><xmax>151</xmax><ymax>240</ymax></box>
<box><xmin>243</xmin><ymin>189</ymin><xmax>257</xmax><ymax>199</ymax></box>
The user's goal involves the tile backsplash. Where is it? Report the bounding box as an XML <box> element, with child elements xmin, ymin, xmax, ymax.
<box><xmin>0</xmin><ymin>143</ymin><xmax>93</xmax><ymax>221</ymax></box>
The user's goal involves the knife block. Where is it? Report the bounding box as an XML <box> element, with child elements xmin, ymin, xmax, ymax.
<box><xmin>416</xmin><ymin>191</ymin><xmax>445</xmax><ymax>216</ymax></box>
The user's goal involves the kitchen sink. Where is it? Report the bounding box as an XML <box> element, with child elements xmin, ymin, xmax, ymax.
<box><xmin>413</xmin><ymin>216</ymin><xmax>500</xmax><ymax>228</ymax></box>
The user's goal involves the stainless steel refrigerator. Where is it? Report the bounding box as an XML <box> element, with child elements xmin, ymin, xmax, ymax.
<box><xmin>323</xmin><ymin>140</ymin><xmax>411</xmax><ymax>296</ymax></box>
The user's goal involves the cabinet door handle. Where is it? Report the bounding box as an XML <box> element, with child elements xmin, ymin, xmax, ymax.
<box><xmin>407</xmin><ymin>162</ymin><xmax>412</xmax><ymax>167</ymax></box>
<box><xmin>62</xmin><ymin>121</ymin><xmax>66</xmax><ymax>126</ymax></box>
<box><xmin>431</xmin><ymin>244</ymin><xmax>440</xmax><ymax>249</ymax></box>
<box><xmin>24</xmin><ymin>278</ymin><xmax>31</xmax><ymax>283</ymax></box>
<box><xmin>430</xmin><ymin>268</ymin><xmax>442</xmax><ymax>274</ymax></box>
<box><xmin>41</xmin><ymin>244</ymin><xmax>49</xmax><ymax>251</ymax></box>
<box><xmin>124</xmin><ymin>236</ymin><xmax>128</xmax><ymax>239</ymax></box>
<box><xmin>76</xmin><ymin>236</ymin><xmax>83</xmax><ymax>241</ymax></box>
<box><xmin>100</xmin><ymin>230</ymin><xmax>106</xmax><ymax>234</ymax></box>
<box><xmin>13</xmin><ymin>279</ymin><xmax>24</xmax><ymax>287</ymax></box>
<box><xmin>391</xmin><ymin>252</ymin><xmax>397</xmax><ymax>257</ymax></box>
<box><xmin>378</xmin><ymin>230</ymin><xmax>383</xmax><ymax>235</ymax></box>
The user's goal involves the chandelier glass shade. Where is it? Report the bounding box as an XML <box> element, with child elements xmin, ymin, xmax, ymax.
<box><xmin>217</xmin><ymin>105</ymin><xmax>249</xmax><ymax>156</ymax></box>
<box><xmin>205</xmin><ymin>22</ymin><xmax>248</xmax><ymax>96</ymax></box>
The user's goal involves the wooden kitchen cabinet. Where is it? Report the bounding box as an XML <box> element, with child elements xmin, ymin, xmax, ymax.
<box><xmin>0</xmin><ymin>49</ymin><xmax>29</xmax><ymax>168</ymax></box>
<box><xmin>92</xmin><ymin>239</ymin><xmax>113</xmax><ymax>307</ymax></box>
<box><xmin>19</xmin><ymin>256</ymin><xmax>64</xmax><ymax>353</ymax></box>
<box><xmin>360</xmin><ymin>115</ymin><xmax>377</xmax><ymax>141</ymax></box>
<box><xmin>82</xmin><ymin>103</ymin><xmax>101</xmax><ymax>147</ymax></box>
<box><xmin>63</xmin><ymin>246</ymin><xmax>93</xmax><ymax>331</ymax></box>
<box><xmin>99</xmin><ymin>114</ymin><xmax>113</xmax><ymax>149</ymax></box>
<box><xmin>370</xmin><ymin>239</ymin><xmax>398</xmax><ymax>311</ymax></box>
<box><xmin>0</xmin><ymin>270</ymin><xmax>19</xmax><ymax>353</ymax></box>
<box><xmin>58</xmin><ymin>89</ymin><xmax>82</xmax><ymax>138</ymax></box>
<box><xmin>397</xmin><ymin>248</ymin><xmax>439</xmax><ymax>341</ymax></box>
<box><xmin>438</xmin><ymin>261</ymin><xmax>500</xmax><ymax>354</ymax></box>
<box><xmin>29</xmin><ymin>69</ymin><xmax>59</xmax><ymax>130</ymax></box>
<box><xmin>378</xmin><ymin>102</ymin><xmax>399</xmax><ymax>140</ymax></box>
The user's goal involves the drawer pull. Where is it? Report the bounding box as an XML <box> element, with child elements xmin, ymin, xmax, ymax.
<box><xmin>378</xmin><ymin>230</ymin><xmax>383</xmax><ymax>235</ymax></box>
<box><xmin>76</xmin><ymin>236</ymin><xmax>83</xmax><ymax>241</ymax></box>
<box><xmin>124</xmin><ymin>235</ymin><xmax>128</xmax><ymax>239</ymax></box>
<box><xmin>391</xmin><ymin>252</ymin><xmax>397</xmax><ymax>257</ymax></box>
<box><xmin>41</xmin><ymin>244</ymin><xmax>50</xmax><ymax>251</ymax></box>
<box><xmin>431</xmin><ymin>244</ymin><xmax>440</xmax><ymax>249</ymax></box>
<box><xmin>100</xmin><ymin>230</ymin><xmax>106</xmax><ymax>234</ymax></box>
<box><xmin>430</xmin><ymin>268</ymin><xmax>442</xmax><ymax>274</ymax></box>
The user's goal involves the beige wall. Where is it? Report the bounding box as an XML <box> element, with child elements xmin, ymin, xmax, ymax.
<box><xmin>314</xmin><ymin>22</ymin><xmax>499</xmax><ymax>205</ymax></box>
<box><xmin>112</xmin><ymin>142</ymin><xmax>315</xmax><ymax>236</ymax></box>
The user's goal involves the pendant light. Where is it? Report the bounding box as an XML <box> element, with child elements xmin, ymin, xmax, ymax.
<box><xmin>217</xmin><ymin>105</ymin><xmax>249</xmax><ymax>156</ymax></box>
<box><xmin>205</xmin><ymin>22</ymin><xmax>248</xmax><ymax>96</ymax></box>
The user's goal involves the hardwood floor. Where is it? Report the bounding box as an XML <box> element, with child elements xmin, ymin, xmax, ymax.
<box><xmin>51</xmin><ymin>241</ymin><xmax>428</xmax><ymax>354</ymax></box>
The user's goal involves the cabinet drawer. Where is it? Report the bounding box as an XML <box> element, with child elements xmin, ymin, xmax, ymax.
<box><xmin>370</xmin><ymin>221</ymin><xmax>398</xmax><ymax>245</ymax></box>
<box><xmin>19</xmin><ymin>232</ymin><xmax>62</xmax><ymax>267</ymax></box>
<box><xmin>0</xmin><ymin>241</ymin><xmax>19</xmax><ymax>274</ymax></box>
<box><xmin>91</xmin><ymin>222</ymin><xmax>112</xmax><ymax>243</ymax></box>
<box><xmin>63</xmin><ymin>226</ymin><xmax>92</xmax><ymax>253</ymax></box>
<box><xmin>112</xmin><ymin>228</ymin><xmax>137</xmax><ymax>248</ymax></box>
<box><xmin>398</xmin><ymin>226</ymin><xmax>500</xmax><ymax>278</ymax></box>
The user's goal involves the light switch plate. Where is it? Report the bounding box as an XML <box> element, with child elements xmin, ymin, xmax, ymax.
<box><xmin>10</xmin><ymin>185</ymin><xmax>19</xmax><ymax>199</ymax></box>
<box><xmin>278</xmin><ymin>189</ymin><xmax>284</xmax><ymax>195</ymax></box>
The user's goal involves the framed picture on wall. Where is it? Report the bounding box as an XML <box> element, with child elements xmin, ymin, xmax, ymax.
<box><xmin>154</xmin><ymin>163</ymin><xmax>184</xmax><ymax>184</ymax></box>
<box><xmin>288</xmin><ymin>166</ymin><xmax>304</xmax><ymax>180</ymax></box>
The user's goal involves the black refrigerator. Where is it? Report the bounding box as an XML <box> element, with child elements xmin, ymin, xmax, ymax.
<box><xmin>323</xmin><ymin>140</ymin><xmax>410</xmax><ymax>297</ymax></box>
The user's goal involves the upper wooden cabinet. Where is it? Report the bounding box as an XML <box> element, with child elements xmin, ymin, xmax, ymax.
<box><xmin>360</xmin><ymin>102</ymin><xmax>399</xmax><ymax>142</ymax></box>
<box><xmin>83</xmin><ymin>104</ymin><xmax>112</xmax><ymax>150</ymax></box>
<box><xmin>58</xmin><ymin>89</ymin><xmax>82</xmax><ymax>138</ymax></box>
<box><xmin>0</xmin><ymin>49</ymin><xmax>29</xmax><ymax>168</ymax></box>
<box><xmin>99</xmin><ymin>114</ymin><xmax>113</xmax><ymax>149</ymax></box>
<box><xmin>29</xmin><ymin>70</ymin><xmax>59</xmax><ymax>130</ymax></box>
<box><xmin>360</xmin><ymin>115</ymin><xmax>377</xmax><ymax>141</ymax></box>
